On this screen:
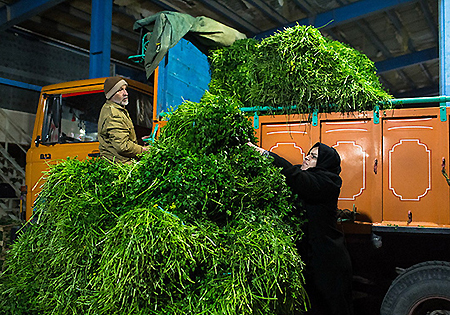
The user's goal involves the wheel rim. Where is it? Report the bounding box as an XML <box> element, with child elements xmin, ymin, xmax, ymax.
<box><xmin>408</xmin><ymin>296</ymin><xmax>450</xmax><ymax>315</ymax></box>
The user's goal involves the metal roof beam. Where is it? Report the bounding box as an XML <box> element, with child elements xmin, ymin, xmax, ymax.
<box><xmin>336</xmin><ymin>0</ymin><xmax>350</xmax><ymax>5</ymax></box>
<box><xmin>195</xmin><ymin>0</ymin><xmax>261</xmax><ymax>34</ymax></box>
<box><xmin>398</xmin><ymin>69</ymin><xmax>417</xmax><ymax>89</ymax></box>
<box><xmin>385</xmin><ymin>9</ymin><xmax>416</xmax><ymax>52</ymax></box>
<box><xmin>245</xmin><ymin>0</ymin><xmax>289</xmax><ymax>25</ymax></box>
<box><xmin>0</xmin><ymin>0</ymin><xmax>66</xmax><ymax>32</ymax></box>
<box><xmin>419</xmin><ymin>0</ymin><xmax>438</xmax><ymax>43</ymax></box>
<box><xmin>325</xmin><ymin>27</ymin><xmax>352</xmax><ymax>44</ymax></box>
<box><xmin>378</xmin><ymin>75</ymin><xmax>394</xmax><ymax>92</ymax></box>
<box><xmin>356</xmin><ymin>19</ymin><xmax>392</xmax><ymax>58</ymax></box>
<box><xmin>0</xmin><ymin>77</ymin><xmax>42</xmax><ymax>92</ymax></box>
<box><xmin>322</xmin><ymin>28</ymin><xmax>340</xmax><ymax>41</ymax></box>
<box><xmin>256</xmin><ymin>0</ymin><xmax>419</xmax><ymax>38</ymax></box>
<box><xmin>375</xmin><ymin>47</ymin><xmax>438</xmax><ymax>73</ymax></box>
<box><xmin>25</xmin><ymin>15</ymin><xmax>130</xmax><ymax>56</ymax></box>
<box><xmin>394</xmin><ymin>85</ymin><xmax>439</xmax><ymax>98</ymax></box>
<box><xmin>58</xmin><ymin>3</ymin><xmax>139</xmax><ymax>42</ymax></box>
<box><xmin>419</xmin><ymin>63</ymin><xmax>435</xmax><ymax>84</ymax></box>
<box><xmin>291</xmin><ymin>0</ymin><xmax>315</xmax><ymax>14</ymax></box>
<box><xmin>355</xmin><ymin>19</ymin><xmax>418</xmax><ymax>91</ymax></box>
<box><xmin>149</xmin><ymin>0</ymin><xmax>186</xmax><ymax>12</ymax></box>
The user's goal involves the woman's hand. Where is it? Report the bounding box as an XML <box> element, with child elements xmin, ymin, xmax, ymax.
<box><xmin>247</xmin><ymin>142</ymin><xmax>268</xmax><ymax>156</ymax></box>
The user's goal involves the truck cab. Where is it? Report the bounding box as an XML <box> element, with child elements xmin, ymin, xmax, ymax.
<box><xmin>25</xmin><ymin>76</ymin><xmax>157</xmax><ymax>221</ymax></box>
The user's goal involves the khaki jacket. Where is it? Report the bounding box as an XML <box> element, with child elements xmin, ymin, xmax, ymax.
<box><xmin>98</xmin><ymin>100</ymin><xmax>143</xmax><ymax>163</ymax></box>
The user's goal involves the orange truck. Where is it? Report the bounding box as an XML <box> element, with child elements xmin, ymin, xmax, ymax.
<box><xmin>244</xmin><ymin>103</ymin><xmax>450</xmax><ymax>315</ymax></box>
<box><xmin>26</xmin><ymin>73</ymin><xmax>450</xmax><ymax>314</ymax></box>
<box><xmin>25</xmin><ymin>75</ymin><xmax>157</xmax><ymax>222</ymax></box>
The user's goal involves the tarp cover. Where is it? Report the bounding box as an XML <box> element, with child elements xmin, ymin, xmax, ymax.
<box><xmin>133</xmin><ymin>11</ymin><xmax>247</xmax><ymax>79</ymax></box>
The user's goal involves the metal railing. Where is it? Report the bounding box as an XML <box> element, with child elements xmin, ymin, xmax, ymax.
<box><xmin>0</xmin><ymin>108</ymin><xmax>29</xmax><ymax>199</ymax></box>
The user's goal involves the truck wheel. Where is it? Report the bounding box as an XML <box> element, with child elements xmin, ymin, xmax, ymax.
<box><xmin>380</xmin><ymin>261</ymin><xmax>450</xmax><ymax>315</ymax></box>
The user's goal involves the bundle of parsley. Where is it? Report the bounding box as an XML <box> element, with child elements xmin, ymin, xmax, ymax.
<box><xmin>209</xmin><ymin>24</ymin><xmax>392</xmax><ymax>114</ymax></box>
<box><xmin>0</xmin><ymin>93</ymin><xmax>306</xmax><ymax>315</ymax></box>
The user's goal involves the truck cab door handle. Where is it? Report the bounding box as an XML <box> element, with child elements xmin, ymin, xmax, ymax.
<box><xmin>35</xmin><ymin>135</ymin><xmax>41</xmax><ymax>147</ymax></box>
<box><xmin>88</xmin><ymin>151</ymin><xmax>100</xmax><ymax>158</ymax></box>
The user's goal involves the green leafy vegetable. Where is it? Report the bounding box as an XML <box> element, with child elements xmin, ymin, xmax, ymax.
<box><xmin>0</xmin><ymin>93</ymin><xmax>306</xmax><ymax>314</ymax></box>
<box><xmin>209</xmin><ymin>24</ymin><xmax>392</xmax><ymax>115</ymax></box>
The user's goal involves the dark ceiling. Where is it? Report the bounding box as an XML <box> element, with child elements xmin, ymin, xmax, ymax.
<box><xmin>0</xmin><ymin>0</ymin><xmax>441</xmax><ymax>98</ymax></box>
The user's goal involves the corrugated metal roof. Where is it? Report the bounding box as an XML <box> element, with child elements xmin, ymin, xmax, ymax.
<box><xmin>0</xmin><ymin>0</ymin><xmax>441</xmax><ymax>97</ymax></box>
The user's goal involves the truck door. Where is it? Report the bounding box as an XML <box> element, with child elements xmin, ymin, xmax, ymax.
<box><xmin>321</xmin><ymin>118</ymin><xmax>383</xmax><ymax>223</ymax></box>
<box><xmin>382</xmin><ymin>113</ymin><xmax>450</xmax><ymax>225</ymax></box>
<box><xmin>260</xmin><ymin>118</ymin><xmax>312</xmax><ymax>165</ymax></box>
<box><xmin>26</xmin><ymin>91</ymin><xmax>104</xmax><ymax>220</ymax></box>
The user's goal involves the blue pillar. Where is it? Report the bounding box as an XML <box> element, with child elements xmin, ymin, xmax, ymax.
<box><xmin>89</xmin><ymin>0</ymin><xmax>112</xmax><ymax>78</ymax></box>
<box><xmin>440</xmin><ymin>0</ymin><xmax>450</xmax><ymax>120</ymax></box>
<box><xmin>440</xmin><ymin>0</ymin><xmax>450</xmax><ymax>96</ymax></box>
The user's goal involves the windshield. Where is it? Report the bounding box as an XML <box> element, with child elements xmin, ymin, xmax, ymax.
<box><xmin>41</xmin><ymin>87</ymin><xmax>153</xmax><ymax>145</ymax></box>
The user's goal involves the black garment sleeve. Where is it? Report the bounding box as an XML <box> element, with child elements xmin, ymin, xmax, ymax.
<box><xmin>268</xmin><ymin>152</ymin><xmax>320</xmax><ymax>198</ymax></box>
<box><xmin>268</xmin><ymin>151</ymin><xmax>339</xmax><ymax>203</ymax></box>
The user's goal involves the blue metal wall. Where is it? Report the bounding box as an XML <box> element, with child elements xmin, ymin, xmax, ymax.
<box><xmin>156</xmin><ymin>38</ymin><xmax>211</xmax><ymax>116</ymax></box>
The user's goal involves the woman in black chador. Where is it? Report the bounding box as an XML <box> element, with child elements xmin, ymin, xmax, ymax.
<box><xmin>248</xmin><ymin>142</ymin><xmax>353</xmax><ymax>315</ymax></box>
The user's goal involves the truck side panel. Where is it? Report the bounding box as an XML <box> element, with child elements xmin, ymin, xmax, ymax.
<box><xmin>256</xmin><ymin>107</ymin><xmax>450</xmax><ymax>229</ymax></box>
<box><xmin>382</xmin><ymin>112</ymin><xmax>450</xmax><ymax>225</ymax></box>
<box><xmin>321</xmin><ymin>117</ymin><xmax>383</xmax><ymax>224</ymax></box>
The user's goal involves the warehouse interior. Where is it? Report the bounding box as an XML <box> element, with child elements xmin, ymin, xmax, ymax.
<box><xmin>0</xmin><ymin>0</ymin><xmax>444</xmax><ymax>224</ymax></box>
<box><xmin>1</xmin><ymin>1</ymin><xmax>450</xmax><ymax>314</ymax></box>
<box><xmin>1</xmin><ymin>0</ymin><xmax>441</xmax><ymax>94</ymax></box>
<box><xmin>0</xmin><ymin>1</ymin><xmax>444</xmax><ymax>216</ymax></box>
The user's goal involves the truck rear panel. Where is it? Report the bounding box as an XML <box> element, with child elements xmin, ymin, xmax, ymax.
<box><xmin>255</xmin><ymin>107</ymin><xmax>450</xmax><ymax>232</ymax></box>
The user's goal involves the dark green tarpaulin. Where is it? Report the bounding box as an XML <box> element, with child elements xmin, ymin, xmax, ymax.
<box><xmin>133</xmin><ymin>11</ymin><xmax>247</xmax><ymax>80</ymax></box>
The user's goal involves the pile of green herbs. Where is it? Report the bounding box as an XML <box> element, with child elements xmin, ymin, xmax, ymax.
<box><xmin>0</xmin><ymin>92</ymin><xmax>306</xmax><ymax>315</ymax></box>
<box><xmin>209</xmin><ymin>24</ymin><xmax>392</xmax><ymax>114</ymax></box>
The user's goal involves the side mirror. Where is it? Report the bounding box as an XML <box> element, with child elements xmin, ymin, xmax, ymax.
<box><xmin>35</xmin><ymin>135</ymin><xmax>41</xmax><ymax>147</ymax></box>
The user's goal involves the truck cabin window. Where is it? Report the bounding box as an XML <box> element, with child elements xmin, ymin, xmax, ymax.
<box><xmin>41</xmin><ymin>88</ymin><xmax>153</xmax><ymax>145</ymax></box>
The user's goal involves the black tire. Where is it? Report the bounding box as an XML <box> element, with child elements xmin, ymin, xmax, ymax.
<box><xmin>380</xmin><ymin>261</ymin><xmax>450</xmax><ymax>315</ymax></box>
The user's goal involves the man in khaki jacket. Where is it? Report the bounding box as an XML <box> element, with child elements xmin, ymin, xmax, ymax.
<box><xmin>98</xmin><ymin>76</ymin><xmax>147</xmax><ymax>163</ymax></box>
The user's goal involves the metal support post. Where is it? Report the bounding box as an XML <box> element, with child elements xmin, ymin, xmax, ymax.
<box><xmin>89</xmin><ymin>0</ymin><xmax>112</xmax><ymax>78</ymax></box>
<box><xmin>440</xmin><ymin>0</ymin><xmax>450</xmax><ymax>121</ymax></box>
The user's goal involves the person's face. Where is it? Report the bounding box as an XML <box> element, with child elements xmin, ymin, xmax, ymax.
<box><xmin>301</xmin><ymin>146</ymin><xmax>318</xmax><ymax>170</ymax></box>
<box><xmin>110</xmin><ymin>85</ymin><xmax>129</xmax><ymax>106</ymax></box>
